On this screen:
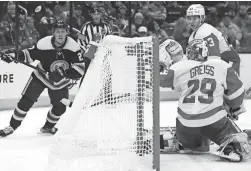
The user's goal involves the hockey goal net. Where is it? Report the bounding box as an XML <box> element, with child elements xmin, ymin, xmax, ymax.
<box><xmin>47</xmin><ymin>35</ymin><xmax>160</xmax><ymax>171</ymax></box>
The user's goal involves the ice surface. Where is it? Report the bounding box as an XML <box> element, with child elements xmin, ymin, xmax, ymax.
<box><xmin>0</xmin><ymin>100</ymin><xmax>250</xmax><ymax>171</ymax></box>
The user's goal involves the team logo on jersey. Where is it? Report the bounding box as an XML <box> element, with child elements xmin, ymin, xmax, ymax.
<box><xmin>56</xmin><ymin>51</ymin><xmax>65</xmax><ymax>60</ymax></box>
<box><xmin>50</xmin><ymin>60</ymin><xmax>69</xmax><ymax>72</ymax></box>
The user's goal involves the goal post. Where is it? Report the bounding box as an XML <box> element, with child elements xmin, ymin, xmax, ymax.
<box><xmin>47</xmin><ymin>35</ymin><xmax>160</xmax><ymax>171</ymax></box>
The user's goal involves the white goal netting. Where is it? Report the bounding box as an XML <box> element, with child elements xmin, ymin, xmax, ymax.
<box><xmin>47</xmin><ymin>35</ymin><xmax>159</xmax><ymax>171</ymax></box>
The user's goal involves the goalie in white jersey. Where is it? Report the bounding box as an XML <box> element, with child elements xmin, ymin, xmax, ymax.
<box><xmin>160</xmin><ymin>39</ymin><xmax>251</xmax><ymax>162</ymax></box>
<box><xmin>186</xmin><ymin>4</ymin><xmax>240</xmax><ymax>74</ymax></box>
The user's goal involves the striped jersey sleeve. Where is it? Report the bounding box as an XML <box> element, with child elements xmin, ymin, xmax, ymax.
<box><xmin>224</xmin><ymin>67</ymin><xmax>245</xmax><ymax>109</ymax></box>
<box><xmin>78</xmin><ymin>22</ymin><xmax>90</xmax><ymax>49</ymax></box>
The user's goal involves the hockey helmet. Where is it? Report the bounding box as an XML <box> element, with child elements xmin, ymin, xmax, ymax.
<box><xmin>186</xmin><ymin>4</ymin><xmax>205</xmax><ymax>29</ymax></box>
<box><xmin>186</xmin><ymin>4</ymin><xmax>205</xmax><ymax>17</ymax></box>
<box><xmin>186</xmin><ymin>39</ymin><xmax>208</xmax><ymax>61</ymax></box>
<box><xmin>52</xmin><ymin>18</ymin><xmax>68</xmax><ymax>29</ymax></box>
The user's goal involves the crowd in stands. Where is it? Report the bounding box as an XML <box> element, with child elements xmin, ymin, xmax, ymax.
<box><xmin>1</xmin><ymin>1</ymin><xmax>251</xmax><ymax>53</ymax></box>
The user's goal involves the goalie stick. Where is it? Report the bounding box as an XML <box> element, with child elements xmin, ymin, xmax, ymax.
<box><xmin>246</xmin><ymin>87</ymin><xmax>251</xmax><ymax>97</ymax></box>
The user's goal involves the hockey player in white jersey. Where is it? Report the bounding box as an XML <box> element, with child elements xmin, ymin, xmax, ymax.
<box><xmin>186</xmin><ymin>4</ymin><xmax>241</xmax><ymax>75</ymax></box>
<box><xmin>160</xmin><ymin>39</ymin><xmax>251</xmax><ymax>162</ymax></box>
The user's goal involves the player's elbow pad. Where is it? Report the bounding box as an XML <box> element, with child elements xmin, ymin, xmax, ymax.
<box><xmin>65</xmin><ymin>68</ymin><xmax>83</xmax><ymax>79</ymax></box>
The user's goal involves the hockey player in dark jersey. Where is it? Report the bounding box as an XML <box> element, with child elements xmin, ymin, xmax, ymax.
<box><xmin>0</xmin><ymin>19</ymin><xmax>85</xmax><ymax>136</ymax></box>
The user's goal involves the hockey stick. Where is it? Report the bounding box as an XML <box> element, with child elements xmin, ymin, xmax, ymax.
<box><xmin>246</xmin><ymin>87</ymin><xmax>251</xmax><ymax>97</ymax></box>
<box><xmin>0</xmin><ymin>51</ymin><xmax>47</xmax><ymax>75</ymax></box>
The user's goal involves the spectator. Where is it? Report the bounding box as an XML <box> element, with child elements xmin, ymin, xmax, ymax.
<box><xmin>70</xmin><ymin>4</ymin><xmax>85</xmax><ymax>30</ymax></box>
<box><xmin>117</xmin><ymin>4</ymin><xmax>127</xmax><ymax>19</ymax></box>
<box><xmin>2</xmin><ymin>1</ymin><xmax>16</xmax><ymax>45</ymax></box>
<box><xmin>33</xmin><ymin>5</ymin><xmax>53</xmax><ymax>38</ymax></box>
<box><xmin>112</xmin><ymin>15</ymin><xmax>127</xmax><ymax>36</ymax></box>
<box><xmin>173</xmin><ymin>17</ymin><xmax>191</xmax><ymax>51</ymax></box>
<box><xmin>222</xmin><ymin>10</ymin><xmax>242</xmax><ymax>51</ymax></box>
<box><xmin>138</xmin><ymin>26</ymin><xmax>148</xmax><ymax>37</ymax></box>
<box><xmin>142</xmin><ymin>1</ymin><xmax>167</xmax><ymax>26</ymax></box>
<box><xmin>0</xmin><ymin>22</ymin><xmax>7</xmax><ymax>46</ymax></box>
<box><xmin>148</xmin><ymin>21</ymin><xmax>168</xmax><ymax>42</ymax></box>
<box><xmin>233</xmin><ymin>4</ymin><xmax>247</xmax><ymax>29</ymax></box>
<box><xmin>18</xmin><ymin>16</ymin><xmax>31</xmax><ymax>50</ymax></box>
<box><xmin>206</xmin><ymin>7</ymin><xmax>220</xmax><ymax>27</ymax></box>
<box><xmin>3</xmin><ymin>1</ymin><xmax>16</xmax><ymax>23</ymax></box>
<box><xmin>226</xmin><ymin>1</ymin><xmax>239</xmax><ymax>17</ymax></box>
<box><xmin>26</xmin><ymin>17</ymin><xmax>39</xmax><ymax>46</ymax></box>
<box><xmin>215</xmin><ymin>20</ymin><xmax>229</xmax><ymax>39</ymax></box>
<box><xmin>133</xmin><ymin>12</ymin><xmax>145</xmax><ymax>30</ymax></box>
<box><xmin>165</xmin><ymin>1</ymin><xmax>185</xmax><ymax>24</ymax></box>
<box><xmin>241</xmin><ymin>13</ymin><xmax>251</xmax><ymax>49</ymax></box>
<box><xmin>54</xmin><ymin>1</ymin><xmax>70</xmax><ymax>18</ymax></box>
<box><xmin>108</xmin><ymin>17</ymin><xmax>120</xmax><ymax>36</ymax></box>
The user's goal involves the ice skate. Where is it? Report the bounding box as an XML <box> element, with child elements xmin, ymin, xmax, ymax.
<box><xmin>40</xmin><ymin>127</ymin><xmax>58</xmax><ymax>135</ymax></box>
<box><xmin>211</xmin><ymin>146</ymin><xmax>243</xmax><ymax>162</ymax></box>
<box><xmin>0</xmin><ymin>126</ymin><xmax>14</xmax><ymax>137</ymax></box>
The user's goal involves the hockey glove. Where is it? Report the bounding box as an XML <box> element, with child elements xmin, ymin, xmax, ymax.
<box><xmin>229</xmin><ymin>104</ymin><xmax>246</xmax><ymax>121</ymax></box>
<box><xmin>47</xmin><ymin>67</ymin><xmax>66</xmax><ymax>83</ymax></box>
<box><xmin>0</xmin><ymin>48</ymin><xmax>16</xmax><ymax>63</ymax></box>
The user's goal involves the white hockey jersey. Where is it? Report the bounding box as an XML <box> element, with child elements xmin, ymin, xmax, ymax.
<box><xmin>160</xmin><ymin>58</ymin><xmax>245</xmax><ymax>127</ymax></box>
<box><xmin>189</xmin><ymin>23</ymin><xmax>231</xmax><ymax>57</ymax></box>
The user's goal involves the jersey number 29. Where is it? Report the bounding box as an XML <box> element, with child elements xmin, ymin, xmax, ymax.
<box><xmin>183</xmin><ymin>78</ymin><xmax>216</xmax><ymax>104</ymax></box>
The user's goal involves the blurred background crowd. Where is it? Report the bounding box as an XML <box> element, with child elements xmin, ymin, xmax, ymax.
<box><xmin>1</xmin><ymin>1</ymin><xmax>251</xmax><ymax>53</ymax></box>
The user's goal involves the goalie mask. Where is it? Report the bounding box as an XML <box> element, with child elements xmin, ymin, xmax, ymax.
<box><xmin>186</xmin><ymin>39</ymin><xmax>208</xmax><ymax>61</ymax></box>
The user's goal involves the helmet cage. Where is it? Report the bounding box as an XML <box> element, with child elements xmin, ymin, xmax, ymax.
<box><xmin>186</xmin><ymin>39</ymin><xmax>208</xmax><ymax>61</ymax></box>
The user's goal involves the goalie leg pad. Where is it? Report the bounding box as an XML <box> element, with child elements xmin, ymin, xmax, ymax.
<box><xmin>218</xmin><ymin>132</ymin><xmax>251</xmax><ymax>160</ymax></box>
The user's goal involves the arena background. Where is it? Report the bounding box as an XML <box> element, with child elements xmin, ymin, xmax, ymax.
<box><xmin>0</xmin><ymin>1</ymin><xmax>251</xmax><ymax>110</ymax></box>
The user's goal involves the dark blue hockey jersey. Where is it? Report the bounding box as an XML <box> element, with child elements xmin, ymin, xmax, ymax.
<box><xmin>19</xmin><ymin>35</ymin><xmax>85</xmax><ymax>90</ymax></box>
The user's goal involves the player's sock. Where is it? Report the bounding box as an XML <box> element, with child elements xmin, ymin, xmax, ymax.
<box><xmin>40</xmin><ymin>110</ymin><xmax>61</xmax><ymax>134</ymax></box>
<box><xmin>43</xmin><ymin>110</ymin><xmax>60</xmax><ymax>128</ymax></box>
<box><xmin>9</xmin><ymin>107</ymin><xmax>28</xmax><ymax>130</ymax></box>
<box><xmin>0</xmin><ymin>126</ymin><xmax>14</xmax><ymax>137</ymax></box>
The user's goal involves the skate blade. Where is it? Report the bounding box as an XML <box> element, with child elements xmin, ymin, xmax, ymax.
<box><xmin>37</xmin><ymin>131</ymin><xmax>56</xmax><ymax>136</ymax></box>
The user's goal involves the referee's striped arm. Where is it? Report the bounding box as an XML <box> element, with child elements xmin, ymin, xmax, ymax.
<box><xmin>77</xmin><ymin>21</ymin><xmax>112</xmax><ymax>50</ymax></box>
